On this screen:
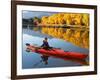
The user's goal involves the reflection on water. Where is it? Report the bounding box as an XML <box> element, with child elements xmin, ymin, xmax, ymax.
<box><xmin>41</xmin><ymin>27</ymin><xmax>89</xmax><ymax>49</ymax></box>
<box><xmin>41</xmin><ymin>55</ymin><xmax>49</xmax><ymax>65</ymax></box>
<box><xmin>22</xmin><ymin>29</ymin><xmax>89</xmax><ymax>69</ymax></box>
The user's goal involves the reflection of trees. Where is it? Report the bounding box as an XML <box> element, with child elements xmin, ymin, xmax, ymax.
<box><xmin>42</xmin><ymin>27</ymin><xmax>89</xmax><ymax>49</ymax></box>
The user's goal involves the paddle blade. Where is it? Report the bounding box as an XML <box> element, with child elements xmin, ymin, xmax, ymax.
<box><xmin>26</xmin><ymin>43</ymin><xmax>30</xmax><ymax>46</ymax></box>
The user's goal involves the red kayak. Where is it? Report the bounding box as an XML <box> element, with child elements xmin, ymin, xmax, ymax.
<box><xmin>26</xmin><ymin>43</ymin><xmax>88</xmax><ymax>60</ymax></box>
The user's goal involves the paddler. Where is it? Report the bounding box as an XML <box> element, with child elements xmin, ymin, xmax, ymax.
<box><xmin>41</xmin><ymin>37</ymin><xmax>52</xmax><ymax>50</ymax></box>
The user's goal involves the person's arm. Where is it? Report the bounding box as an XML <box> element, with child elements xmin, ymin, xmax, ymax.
<box><xmin>41</xmin><ymin>44</ymin><xmax>44</xmax><ymax>47</ymax></box>
<box><xmin>46</xmin><ymin>42</ymin><xmax>50</xmax><ymax>47</ymax></box>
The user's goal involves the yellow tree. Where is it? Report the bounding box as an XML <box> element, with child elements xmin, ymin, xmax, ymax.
<box><xmin>41</xmin><ymin>16</ymin><xmax>48</xmax><ymax>24</ymax></box>
<box><xmin>82</xmin><ymin>14</ymin><xmax>89</xmax><ymax>27</ymax></box>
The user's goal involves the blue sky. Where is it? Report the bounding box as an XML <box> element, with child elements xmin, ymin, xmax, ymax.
<box><xmin>22</xmin><ymin>11</ymin><xmax>57</xmax><ymax>19</ymax></box>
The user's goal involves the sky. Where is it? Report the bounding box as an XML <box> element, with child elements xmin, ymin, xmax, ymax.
<box><xmin>22</xmin><ymin>10</ymin><xmax>57</xmax><ymax>19</ymax></box>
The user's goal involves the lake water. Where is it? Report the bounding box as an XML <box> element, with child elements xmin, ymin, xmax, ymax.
<box><xmin>22</xmin><ymin>29</ymin><xmax>89</xmax><ymax>69</ymax></box>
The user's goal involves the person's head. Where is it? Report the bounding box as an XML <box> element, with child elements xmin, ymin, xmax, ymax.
<box><xmin>45</xmin><ymin>37</ymin><xmax>48</xmax><ymax>41</ymax></box>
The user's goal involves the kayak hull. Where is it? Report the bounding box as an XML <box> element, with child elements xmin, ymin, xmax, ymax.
<box><xmin>26</xmin><ymin>44</ymin><xmax>88</xmax><ymax>60</ymax></box>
